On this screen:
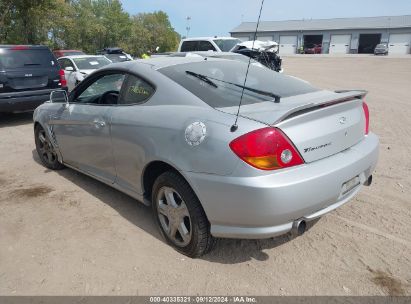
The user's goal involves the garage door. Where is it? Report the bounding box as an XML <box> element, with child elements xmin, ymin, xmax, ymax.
<box><xmin>389</xmin><ymin>34</ymin><xmax>411</xmax><ymax>54</ymax></box>
<box><xmin>279</xmin><ymin>35</ymin><xmax>297</xmax><ymax>54</ymax></box>
<box><xmin>329</xmin><ymin>35</ymin><xmax>351</xmax><ymax>54</ymax></box>
<box><xmin>257</xmin><ymin>36</ymin><xmax>273</xmax><ymax>41</ymax></box>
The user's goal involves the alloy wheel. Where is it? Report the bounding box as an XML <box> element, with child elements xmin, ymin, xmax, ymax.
<box><xmin>156</xmin><ymin>186</ymin><xmax>192</xmax><ymax>247</ymax></box>
<box><xmin>37</xmin><ymin>129</ymin><xmax>57</xmax><ymax>165</ymax></box>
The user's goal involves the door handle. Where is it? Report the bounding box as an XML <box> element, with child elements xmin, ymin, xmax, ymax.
<box><xmin>93</xmin><ymin>119</ymin><xmax>106</xmax><ymax>127</ymax></box>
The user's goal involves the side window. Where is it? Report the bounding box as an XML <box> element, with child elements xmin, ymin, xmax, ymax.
<box><xmin>74</xmin><ymin>73</ymin><xmax>125</xmax><ymax>105</ymax></box>
<box><xmin>198</xmin><ymin>41</ymin><xmax>216</xmax><ymax>51</ymax></box>
<box><xmin>66</xmin><ymin>59</ymin><xmax>75</xmax><ymax>69</ymax></box>
<box><xmin>180</xmin><ymin>41</ymin><xmax>198</xmax><ymax>52</ymax></box>
<box><xmin>59</xmin><ymin>59</ymin><xmax>75</xmax><ymax>70</ymax></box>
<box><xmin>120</xmin><ymin>75</ymin><xmax>155</xmax><ymax>105</ymax></box>
<box><xmin>58</xmin><ymin>59</ymin><xmax>66</xmax><ymax>69</ymax></box>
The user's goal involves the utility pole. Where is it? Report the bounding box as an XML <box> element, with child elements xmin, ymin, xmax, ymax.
<box><xmin>186</xmin><ymin>16</ymin><xmax>191</xmax><ymax>38</ymax></box>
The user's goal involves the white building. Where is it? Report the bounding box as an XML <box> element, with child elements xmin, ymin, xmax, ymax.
<box><xmin>230</xmin><ymin>15</ymin><xmax>411</xmax><ymax>55</ymax></box>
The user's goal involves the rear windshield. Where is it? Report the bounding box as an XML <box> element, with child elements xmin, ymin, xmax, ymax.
<box><xmin>73</xmin><ymin>57</ymin><xmax>111</xmax><ymax>69</ymax></box>
<box><xmin>213</xmin><ymin>39</ymin><xmax>241</xmax><ymax>52</ymax></box>
<box><xmin>0</xmin><ymin>48</ymin><xmax>56</xmax><ymax>69</ymax></box>
<box><xmin>158</xmin><ymin>60</ymin><xmax>317</xmax><ymax>108</ymax></box>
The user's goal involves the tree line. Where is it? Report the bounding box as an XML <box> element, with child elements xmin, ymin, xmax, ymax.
<box><xmin>0</xmin><ymin>0</ymin><xmax>181</xmax><ymax>56</ymax></box>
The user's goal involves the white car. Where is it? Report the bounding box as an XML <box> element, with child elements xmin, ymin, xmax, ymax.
<box><xmin>178</xmin><ymin>37</ymin><xmax>242</xmax><ymax>52</ymax></box>
<box><xmin>57</xmin><ymin>55</ymin><xmax>112</xmax><ymax>91</ymax></box>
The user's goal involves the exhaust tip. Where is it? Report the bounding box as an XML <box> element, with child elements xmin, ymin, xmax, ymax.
<box><xmin>291</xmin><ymin>219</ymin><xmax>306</xmax><ymax>237</ymax></box>
<box><xmin>364</xmin><ymin>175</ymin><xmax>373</xmax><ymax>186</ymax></box>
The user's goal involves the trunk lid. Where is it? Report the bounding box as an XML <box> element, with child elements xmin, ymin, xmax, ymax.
<box><xmin>221</xmin><ymin>90</ymin><xmax>367</xmax><ymax>163</ymax></box>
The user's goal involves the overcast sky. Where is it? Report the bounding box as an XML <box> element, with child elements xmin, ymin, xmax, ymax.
<box><xmin>120</xmin><ymin>0</ymin><xmax>411</xmax><ymax>37</ymax></box>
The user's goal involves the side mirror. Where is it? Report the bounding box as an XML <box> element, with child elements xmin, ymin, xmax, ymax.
<box><xmin>65</xmin><ymin>66</ymin><xmax>74</xmax><ymax>72</ymax></box>
<box><xmin>50</xmin><ymin>90</ymin><xmax>69</xmax><ymax>107</ymax></box>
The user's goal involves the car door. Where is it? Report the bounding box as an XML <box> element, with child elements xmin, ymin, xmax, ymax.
<box><xmin>65</xmin><ymin>59</ymin><xmax>78</xmax><ymax>91</ymax></box>
<box><xmin>58</xmin><ymin>58</ymin><xmax>76</xmax><ymax>91</ymax></box>
<box><xmin>110</xmin><ymin>74</ymin><xmax>156</xmax><ymax>194</ymax></box>
<box><xmin>50</xmin><ymin>71</ymin><xmax>126</xmax><ymax>184</ymax></box>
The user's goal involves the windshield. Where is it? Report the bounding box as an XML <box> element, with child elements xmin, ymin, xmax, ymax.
<box><xmin>73</xmin><ymin>57</ymin><xmax>111</xmax><ymax>69</ymax></box>
<box><xmin>376</xmin><ymin>44</ymin><xmax>387</xmax><ymax>48</ymax></box>
<box><xmin>158</xmin><ymin>60</ymin><xmax>317</xmax><ymax>108</ymax></box>
<box><xmin>0</xmin><ymin>48</ymin><xmax>56</xmax><ymax>69</ymax></box>
<box><xmin>213</xmin><ymin>39</ymin><xmax>241</xmax><ymax>52</ymax></box>
<box><xmin>105</xmin><ymin>54</ymin><xmax>129</xmax><ymax>62</ymax></box>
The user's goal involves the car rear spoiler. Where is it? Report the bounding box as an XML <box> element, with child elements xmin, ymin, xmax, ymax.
<box><xmin>274</xmin><ymin>90</ymin><xmax>368</xmax><ymax>124</ymax></box>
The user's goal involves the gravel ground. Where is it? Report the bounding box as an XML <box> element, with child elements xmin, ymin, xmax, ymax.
<box><xmin>0</xmin><ymin>56</ymin><xmax>410</xmax><ymax>296</ymax></box>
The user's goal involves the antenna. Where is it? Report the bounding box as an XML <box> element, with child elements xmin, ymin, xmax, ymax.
<box><xmin>231</xmin><ymin>0</ymin><xmax>265</xmax><ymax>132</ymax></box>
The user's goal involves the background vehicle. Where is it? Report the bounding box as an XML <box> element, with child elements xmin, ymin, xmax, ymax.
<box><xmin>304</xmin><ymin>44</ymin><xmax>322</xmax><ymax>54</ymax></box>
<box><xmin>178</xmin><ymin>37</ymin><xmax>242</xmax><ymax>52</ymax></box>
<box><xmin>374</xmin><ymin>43</ymin><xmax>389</xmax><ymax>55</ymax></box>
<box><xmin>98</xmin><ymin>47</ymin><xmax>133</xmax><ymax>62</ymax></box>
<box><xmin>0</xmin><ymin>45</ymin><xmax>66</xmax><ymax>113</ymax></box>
<box><xmin>34</xmin><ymin>57</ymin><xmax>378</xmax><ymax>257</ymax></box>
<box><xmin>231</xmin><ymin>40</ymin><xmax>283</xmax><ymax>72</ymax></box>
<box><xmin>53</xmin><ymin>50</ymin><xmax>85</xmax><ymax>58</ymax></box>
<box><xmin>57</xmin><ymin>55</ymin><xmax>111</xmax><ymax>91</ymax></box>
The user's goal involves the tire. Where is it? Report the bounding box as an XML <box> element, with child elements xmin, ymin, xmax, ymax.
<box><xmin>152</xmin><ymin>171</ymin><xmax>215</xmax><ymax>258</ymax></box>
<box><xmin>34</xmin><ymin>125</ymin><xmax>65</xmax><ymax>170</ymax></box>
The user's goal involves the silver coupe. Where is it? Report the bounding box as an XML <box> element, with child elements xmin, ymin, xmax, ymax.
<box><xmin>33</xmin><ymin>57</ymin><xmax>379</xmax><ymax>257</ymax></box>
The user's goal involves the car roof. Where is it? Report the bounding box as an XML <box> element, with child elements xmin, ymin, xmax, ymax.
<box><xmin>54</xmin><ymin>49</ymin><xmax>83</xmax><ymax>52</ymax></box>
<box><xmin>58</xmin><ymin>55</ymin><xmax>106</xmax><ymax>60</ymax></box>
<box><xmin>181</xmin><ymin>37</ymin><xmax>239</xmax><ymax>41</ymax></box>
<box><xmin>0</xmin><ymin>44</ymin><xmax>49</xmax><ymax>50</ymax></box>
<box><xmin>170</xmin><ymin>51</ymin><xmax>244</xmax><ymax>57</ymax></box>
<box><xmin>195</xmin><ymin>51</ymin><xmax>242</xmax><ymax>56</ymax></box>
<box><xmin>106</xmin><ymin>56</ymin><xmax>227</xmax><ymax>71</ymax></box>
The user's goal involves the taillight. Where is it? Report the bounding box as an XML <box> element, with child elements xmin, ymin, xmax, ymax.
<box><xmin>229</xmin><ymin>127</ymin><xmax>304</xmax><ymax>170</ymax></box>
<box><xmin>362</xmin><ymin>101</ymin><xmax>370</xmax><ymax>135</ymax></box>
<box><xmin>59</xmin><ymin>69</ymin><xmax>67</xmax><ymax>87</ymax></box>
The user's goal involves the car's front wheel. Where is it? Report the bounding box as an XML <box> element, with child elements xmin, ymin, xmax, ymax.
<box><xmin>35</xmin><ymin>125</ymin><xmax>65</xmax><ymax>170</ymax></box>
<box><xmin>152</xmin><ymin>171</ymin><xmax>214</xmax><ymax>258</ymax></box>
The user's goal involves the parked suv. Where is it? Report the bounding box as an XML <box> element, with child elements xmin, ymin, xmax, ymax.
<box><xmin>0</xmin><ymin>45</ymin><xmax>67</xmax><ymax>113</ymax></box>
<box><xmin>178</xmin><ymin>37</ymin><xmax>242</xmax><ymax>52</ymax></box>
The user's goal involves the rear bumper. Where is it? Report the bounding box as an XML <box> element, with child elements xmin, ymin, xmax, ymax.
<box><xmin>0</xmin><ymin>89</ymin><xmax>57</xmax><ymax>112</ymax></box>
<box><xmin>184</xmin><ymin>133</ymin><xmax>379</xmax><ymax>239</ymax></box>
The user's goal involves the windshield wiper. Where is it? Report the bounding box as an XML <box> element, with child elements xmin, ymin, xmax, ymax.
<box><xmin>185</xmin><ymin>71</ymin><xmax>218</xmax><ymax>88</ymax></box>
<box><xmin>233</xmin><ymin>84</ymin><xmax>281</xmax><ymax>103</ymax></box>
<box><xmin>186</xmin><ymin>71</ymin><xmax>281</xmax><ymax>103</ymax></box>
<box><xmin>24</xmin><ymin>63</ymin><xmax>40</xmax><ymax>66</ymax></box>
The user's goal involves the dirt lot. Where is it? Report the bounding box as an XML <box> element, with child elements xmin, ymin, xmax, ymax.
<box><xmin>0</xmin><ymin>56</ymin><xmax>410</xmax><ymax>296</ymax></box>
